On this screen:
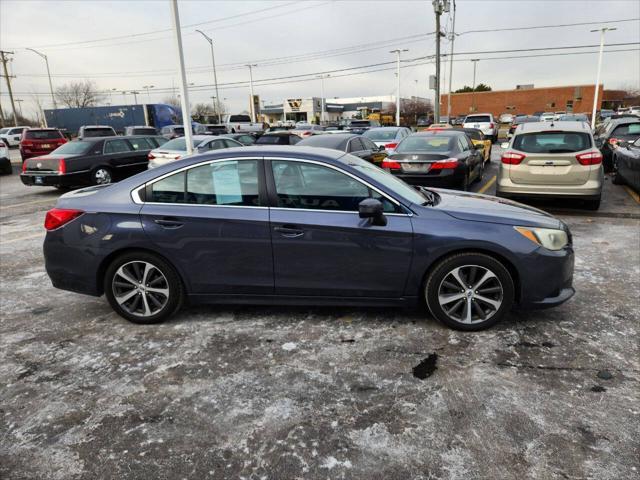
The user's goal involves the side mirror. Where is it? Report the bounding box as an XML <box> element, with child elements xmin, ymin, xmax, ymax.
<box><xmin>359</xmin><ymin>198</ymin><xmax>387</xmax><ymax>226</ymax></box>
<box><xmin>500</xmin><ymin>142</ymin><xmax>509</xmax><ymax>149</ymax></box>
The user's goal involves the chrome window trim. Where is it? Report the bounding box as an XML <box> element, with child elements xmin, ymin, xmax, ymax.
<box><xmin>270</xmin><ymin>207</ymin><xmax>409</xmax><ymax>217</ymax></box>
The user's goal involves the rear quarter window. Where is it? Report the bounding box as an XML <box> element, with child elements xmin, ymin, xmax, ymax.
<box><xmin>513</xmin><ymin>132</ymin><xmax>592</xmax><ymax>153</ymax></box>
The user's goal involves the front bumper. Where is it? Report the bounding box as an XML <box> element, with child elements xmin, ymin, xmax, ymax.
<box><xmin>517</xmin><ymin>245</ymin><xmax>575</xmax><ymax>309</ymax></box>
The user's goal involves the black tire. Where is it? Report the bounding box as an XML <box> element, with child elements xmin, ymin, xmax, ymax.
<box><xmin>487</xmin><ymin>145</ymin><xmax>492</xmax><ymax>162</ymax></box>
<box><xmin>424</xmin><ymin>252</ymin><xmax>515</xmax><ymax>331</ymax></box>
<box><xmin>460</xmin><ymin>172</ymin><xmax>469</xmax><ymax>191</ymax></box>
<box><xmin>611</xmin><ymin>158</ymin><xmax>624</xmax><ymax>185</ymax></box>
<box><xmin>91</xmin><ymin>166</ymin><xmax>113</xmax><ymax>185</ymax></box>
<box><xmin>584</xmin><ymin>195</ymin><xmax>601</xmax><ymax>211</ymax></box>
<box><xmin>104</xmin><ymin>251</ymin><xmax>184</xmax><ymax>324</ymax></box>
<box><xmin>473</xmin><ymin>161</ymin><xmax>484</xmax><ymax>184</ymax></box>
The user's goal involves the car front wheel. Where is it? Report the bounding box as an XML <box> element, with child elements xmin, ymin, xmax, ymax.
<box><xmin>425</xmin><ymin>253</ymin><xmax>515</xmax><ymax>331</ymax></box>
<box><xmin>104</xmin><ymin>251</ymin><xmax>184</xmax><ymax>324</ymax></box>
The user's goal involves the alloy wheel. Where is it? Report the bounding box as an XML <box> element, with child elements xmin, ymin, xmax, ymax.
<box><xmin>112</xmin><ymin>261</ymin><xmax>170</xmax><ymax>318</ymax></box>
<box><xmin>437</xmin><ymin>265</ymin><xmax>503</xmax><ymax>324</ymax></box>
<box><xmin>94</xmin><ymin>168</ymin><xmax>112</xmax><ymax>184</ymax></box>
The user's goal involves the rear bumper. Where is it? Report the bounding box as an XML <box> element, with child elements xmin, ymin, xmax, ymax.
<box><xmin>496</xmin><ymin>172</ymin><xmax>603</xmax><ymax>198</ymax></box>
<box><xmin>392</xmin><ymin>169</ymin><xmax>464</xmax><ymax>188</ymax></box>
<box><xmin>20</xmin><ymin>172</ymin><xmax>86</xmax><ymax>187</ymax></box>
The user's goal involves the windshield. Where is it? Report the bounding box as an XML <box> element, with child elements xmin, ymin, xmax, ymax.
<box><xmin>363</xmin><ymin>129</ymin><xmax>398</xmax><ymax>141</ymax></box>
<box><xmin>349</xmin><ymin>121</ymin><xmax>370</xmax><ymax>127</ymax></box>
<box><xmin>256</xmin><ymin>135</ymin><xmax>287</xmax><ymax>145</ymax></box>
<box><xmin>395</xmin><ymin>135</ymin><xmax>453</xmax><ymax>153</ymax></box>
<box><xmin>0</xmin><ymin>128</ymin><xmax>10</xmax><ymax>134</ymax></box>
<box><xmin>229</xmin><ymin>115</ymin><xmax>251</xmax><ymax>122</ymax></box>
<box><xmin>340</xmin><ymin>154</ymin><xmax>426</xmax><ymax>206</ymax></box>
<box><xmin>160</xmin><ymin>138</ymin><xmax>198</xmax><ymax>151</ymax></box>
<box><xmin>131</xmin><ymin>128</ymin><xmax>156</xmax><ymax>135</ymax></box>
<box><xmin>465</xmin><ymin>115</ymin><xmax>490</xmax><ymax>123</ymax></box>
<box><xmin>513</xmin><ymin>132</ymin><xmax>591</xmax><ymax>153</ymax></box>
<box><xmin>82</xmin><ymin>128</ymin><xmax>114</xmax><ymax>137</ymax></box>
<box><xmin>25</xmin><ymin>130</ymin><xmax>63</xmax><ymax>140</ymax></box>
<box><xmin>52</xmin><ymin>141</ymin><xmax>93</xmax><ymax>155</ymax></box>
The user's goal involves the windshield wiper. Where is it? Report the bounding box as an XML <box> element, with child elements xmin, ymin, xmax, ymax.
<box><xmin>417</xmin><ymin>186</ymin><xmax>437</xmax><ymax>206</ymax></box>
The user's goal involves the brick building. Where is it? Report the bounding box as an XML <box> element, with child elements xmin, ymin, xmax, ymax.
<box><xmin>440</xmin><ymin>84</ymin><xmax>604</xmax><ymax>118</ymax></box>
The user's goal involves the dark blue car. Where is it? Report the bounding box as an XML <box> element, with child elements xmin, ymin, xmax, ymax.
<box><xmin>43</xmin><ymin>146</ymin><xmax>575</xmax><ymax>330</ymax></box>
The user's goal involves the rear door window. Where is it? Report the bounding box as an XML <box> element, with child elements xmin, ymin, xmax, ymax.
<box><xmin>348</xmin><ymin>138</ymin><xmax>365</xmax><ymax>152</ymax></box>
<box><xmin>186</xmin><ymin>160</ymin><xmax>260</xmax><ymax>206</ymax></box>
<box><xmin>513</xmin><ymin>132</ymin><xmax>592</xmax><ymax>153</ymax></box>
<box><xmin>129</xmin><ymin>138</ymin><xmax>154</xmax><ymax>151</ymax></box>
<box><xmin>150</xmin><ymin>172</ymin><xmax>186</xmax><ymax>203</ymax></box>
<box><xmin>612</xmin><ymin>123</ymin><xmax>640</xmax><ymax>137</ymax></box>
<box><xmin>104</xmin><ymin>139</ymin><xmax>133</xmax><ymax>154</ymax></box>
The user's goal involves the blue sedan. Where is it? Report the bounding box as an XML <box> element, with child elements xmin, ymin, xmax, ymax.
<box><xmin>42</xmin><ymin>146</ymin><xmax>575</xmax><ymax>330</ymax></box>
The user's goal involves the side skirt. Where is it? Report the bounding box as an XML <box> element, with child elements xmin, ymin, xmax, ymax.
<box><xmin>187</xmin><ymin>293</ymin><xmax>419</xmax><ymax>308</ymax></box>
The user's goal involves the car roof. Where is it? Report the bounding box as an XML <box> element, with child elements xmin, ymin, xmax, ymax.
<box><xmin>262</xmin><ymin>131</ymin><xmax>295</xmax><ymax>136</ymax></box>
<box><xmin>465</xmin><ymin>113</ymin><xmax>492</xmax><ymax>116</ymax></box>
<box><xmin>81</xmin><ymin>125</ymin><xmax>113</xmax><ymax>128</ymax></box>
<box><xmin>414</xmin><ymin>130</ymin><xmax>465</xmax><ymax>137</ymax></box>
<box><xmin>518</xmin><ymin>121</ymin><xmax>592</xmax><ymax>133</ymax></box>
<box><xmin>367</xmin><ymin>126</ymin><xmax>402</xmax><ymax>131</ymax></box>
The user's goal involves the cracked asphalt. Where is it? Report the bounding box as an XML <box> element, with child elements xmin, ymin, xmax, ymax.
<box><xmin>1</xmin><ymin>147</ymin><xmax>639</xmax><ymax>479</ymax></box>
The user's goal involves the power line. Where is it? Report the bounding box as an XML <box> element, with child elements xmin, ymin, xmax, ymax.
<box><xmin>458</xmin><ymin>17</ymin><xmax>639</xmax><ymax>35</ymax></box>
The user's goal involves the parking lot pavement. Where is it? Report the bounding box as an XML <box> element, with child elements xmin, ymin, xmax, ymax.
<box><xmin>1</xmin><ymin>147</ymin><xmax>639</xmax><ymax>479</ymax></box>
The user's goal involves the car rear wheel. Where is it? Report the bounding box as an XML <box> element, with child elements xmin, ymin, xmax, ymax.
<box><xmin>104</xmin><ymin>252</ymin><xmax>184</xmax><ymax>324</ymax></box>
<box><xmin>584</xmin><ymin>194</ymin><xmax>601</xmax><ymax>211</ymax></box>
<box><xmin>611</xmin><ymin>159</ymin><xmax>624</xmax><ymax>185</ymax></box>
<box><xmin>461</xmin><ymin>172</ymin><xmax>469</xmax><ymax>191</ymax></box>
<box><xmin>92</xmin><ymin>167</ymin><xmax>112</xmax><ymax>185</ymax></box>
<box><xmin>424</xmin><ymin>253</ymin><xmax>515</xmax><ymax>331</ymax></box>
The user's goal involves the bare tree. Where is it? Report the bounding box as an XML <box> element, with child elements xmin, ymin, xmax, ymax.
<box><xmin>55</xmin><ymin>80</ymin><xmax>105</xmax><ymax>108</ymax></box>
<box><xmin>192</xmin><ymin>103</ymin><xmax>212</xmax><ymax>118</ymax></box>
<box><xmin>162</xmin><ymin>96</ymin><xmax>181</xmax><ymax>109</ymax></box>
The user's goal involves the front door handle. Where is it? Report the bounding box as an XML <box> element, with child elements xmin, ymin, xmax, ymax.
<box><xmin>274</xmin><ymin>225</ymin><xmax>304</xmax><ymax>238</ymax></box>
<box><xmin>154</xmin><ymin>217</ymin><xmax>184</xmax><ymax>229</ymax></box>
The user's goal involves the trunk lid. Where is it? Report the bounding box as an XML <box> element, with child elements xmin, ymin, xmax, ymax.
<box><xmin>389</xmin><ymin>153</ymin><xmax>452</xmax><ymax>173</ymax></box>
<box><xmin>24</xmin><ymin>154</ymin><xmax>68</xmax><ymax>173</ymax></box>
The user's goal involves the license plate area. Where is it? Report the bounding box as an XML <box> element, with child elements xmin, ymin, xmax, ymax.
<box><xmin>35</xmin><ymin>176</ymin><xmax>43</xmax><ymax>184</ymax></box>
<box><xmin>42</xmin><ymin>144</ymin><xmax>51</xmax><ymax>148</ymax></box>
<box><xmin>402</xmin><ymin>163</ymin><xmax>431</xmax><ymax>173</ymax></box>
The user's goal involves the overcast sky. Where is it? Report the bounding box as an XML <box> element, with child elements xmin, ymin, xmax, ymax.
<box><xmin>1</xmin><ymin>0</ymin><xmax>639</xmax><ymax>118</ymax></box>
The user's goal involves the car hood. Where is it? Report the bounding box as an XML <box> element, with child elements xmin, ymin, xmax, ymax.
<box><xmin>430</xmin><ymin>188</ymin><xmax>562</xmax><ymax>228</ymax></box>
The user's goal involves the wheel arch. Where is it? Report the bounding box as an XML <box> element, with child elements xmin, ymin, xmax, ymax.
<box><xmin>96</xmin><ymin>247</ymin><xmax>188</xmax><ymax>296</ymax></box>
<box><xmin>419</xmin><ymin>248</ymin><xmax>522</xmax><ymax>304</ymax></box>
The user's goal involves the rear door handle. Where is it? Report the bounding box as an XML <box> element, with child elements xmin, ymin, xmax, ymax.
<box><xmin>274</xmin><ymin>225</ymin><xmax>304</xmax><ymax>238</ymax></box>
<box><xmin>154</xmin><ymin>217</ymin><xmax>184</xmax><ymax>229</ymax></box>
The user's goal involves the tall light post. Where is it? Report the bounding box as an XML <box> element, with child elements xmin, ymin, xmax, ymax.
<box><xmin>129</xmin><ymin>90</ymin><xmax>140</xmax><ymax>105</ymax></box>
<box><xmin>246</xmin><ymin>64</ymin><xmax>257</xmax><ymax>122</ymax></box>
<box><xmin>26</xmin><ymin>48</ymin><xmax>56</xmax><ymax>109</ymax></box>
<box><xmin>316</xmin><ymin>74</ymin><xmax>330</xmax><ymax>124</ymax></box>
<box><xmin>432</xmin><ymin>0</ymin><xmax>450</xmax><ymax>122</ymax></box>
<box><xmin>470</xmin><ymin>59</ymin><xmax>480</xmax><ymax>113</ymax></box>
<box><xmin>590</xmin><ymin>27</ymin><xmax>616</xmax><ymax>129</ymax></box>
<box><xmin>142</xmin><ymin>85</ymin><xmax>154</xmax><ymax>102</ymax></box>
<box><xmin>446</xmin><ymin>0</ymin><xmax>456</xmax><ymax>118</ymax></box>
<box><xmin>390</xmin><ymin>49</ymin><xmax>408</xmax><ymax>126</ymax></box>
<box><xmin>195</xmin><ymin>30</ymin><xmax>222</xmax><ymax>123</ymax></box>
<box><xmin>15</xmin><ymin>98</ymin><xmax>24</xmax><ymax>118</ymax></box>
<box><xmin>170</xmin><ymin>0</ymin><xmax>194</xmax><ymax>154</ymax></box>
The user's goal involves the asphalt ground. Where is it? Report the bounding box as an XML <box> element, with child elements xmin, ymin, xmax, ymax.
<box><xmin>1</xmin><ymin>146</ymin><xmax>639</xmax><ymax>479</ymax></box>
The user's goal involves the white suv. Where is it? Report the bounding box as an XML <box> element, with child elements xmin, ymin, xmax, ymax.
<box><xmin>463</xmin><ymin>114</ymin><xmax>498</xmax><ymax>143</ymax></box>
<box><xmin>0</xmin><ymin>126</ymin><xmax>29</xmax><ymax>147</ymax></box>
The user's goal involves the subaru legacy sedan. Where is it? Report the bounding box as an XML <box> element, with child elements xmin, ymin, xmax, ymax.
<box><xmin>43</xmin><ymin>146</ymin><xmax>575</xmax><ymax>331</ymax></box>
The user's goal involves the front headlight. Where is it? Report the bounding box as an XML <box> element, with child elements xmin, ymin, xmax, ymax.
<box><xmin>514</xmin><ymin>226</ymin><xmax>568</xmax><ymax>251</ymax></box>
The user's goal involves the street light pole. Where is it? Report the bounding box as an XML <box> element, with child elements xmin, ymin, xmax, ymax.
<box><xmin>196</xmin><ymin>30</ymin><xmax>222</xmax><ymax>123</ymax></box>
<box><xmin>432</xmin><ymin>0</ymin><xmax>449</xmax><ymax>122</ymax></box>
<box><xmin>142</xmin><ymin>85</ymin><xmax>154</xmax><ymax>102</ymax></box>
<box><xmin>316</xmin><ymin>74</ymin><xmax>330</xmax><ymax>124</ymax></box>
<box><xmin>590</xmin><ymin>27</ymin><xmax>616</xmax><ymax>129</ymax></box>
<box><xmin>170</xmin><ymin>0</ymin><xmax>194</xmax><ymax>154</ymax></box>
<box><xmin>446</xmin><ymin>0</ymin><xmax>456</xmax><ymax>118</ymax></box>
<box><xmin>246</xmin><ymin>64</ymin><xmax>257</xmax><ymax>122</ymax></box>
<box><xmin>471</xmin><ymin>59</ymin><xmax>479</xmax><ymax>112</ymax></box>
<box><xmin>26</xmin><ymin>48</ymin><xmax>57</xmax><ymax>110</ymax></box>
<box><xmin>390</xmin><ymin>49</ymin><xmax>408</xmax><ymax>126</ymax></box>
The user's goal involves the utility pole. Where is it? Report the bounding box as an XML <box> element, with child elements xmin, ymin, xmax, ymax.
<box><xmin>246</xmin><ymin>64</ymin><xmax>257</xmax><ymax>122</ymax></box>
<box><xmin>0</xmin><ymin>50</ymin><xmax>19</xmax><ymax>126</ymax></box>
<box><xmin>196</xmin><ymin>30</ymin><xmax>222</xmax><ymax>123</ymax></box>
<box><xmin>170</xmin><ymin>0</ymin><xmax>194</xmax><ymax>154</ymax></box>
<box><xmin>316</xmin><ymin>74</ymin><xmax>330</xmax><ymax>124</ymax></box>
<box><xmin>432</xmin><ymin>0</ymin><xmax>450</xmax><ymax>122</ymax></box>
<box><xmin>471</xmin><ymin>59</ymin><xmax>479</xmax><ymax>112</ymax></box>
<box><xmin>446</xmin><ymin>0</ymin><xmax>456</xmax><ymax>118</ymax></box>
<box><xmin>390</xmin><ymin>49</ymin><xmax>408</xmax><ymax>126</ymax></box>
<box><xmin>15</xmin><ymin>99</ymin><xmax>24</xmax><ymax>118</ymax></box>
<box><xmin>590</xmin><ymin>27</ymin><xmax>616</xmax><ymax>129</ymax></box>
<box><xmin>26</xmin><ymin>48</ymin><xmax>57</xmax><ymax>110</ymax></box>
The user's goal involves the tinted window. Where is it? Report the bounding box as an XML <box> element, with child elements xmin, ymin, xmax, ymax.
<box><xmin>395</xmin><ymin>136</ymin><xmax>454</xmax><ymax>153</ymax></box>
<box><xmin>256</xmin><ymin>135</ymin><xmax>287</xmax><ymax>145</ymax></box>
<box><xmin>150</xmin><ymin>172</ymin><xmax>185</xmax><ymax>203</ymax></box>
<box><xmin>131</xmin><ymin>128</ymin><xmax>156</xmax><ymax>135</ymax></box>
<box><xmin>465</xmin><ymin>116</ymin><xmax>491</xmax><ymax>123</ymax></box>
<box><xmin>363</xmin><ymin>129</ymin><xmax>398</xmax><ymax>141</ymax></box>
<box><xmin>348</xmin><ymin>138</ymin><xmax>365</xmax><ymax>152</ymax></box>
<box><xmin>463</xmin><ymin>130</ymin><xmax>482</xmax><ymax>141</ymax></box>
<box><xmin>162</xmin><ymin>138</ymin><xmax>197</xmax><ymax>151</ymax></box>
<box><xmin>350</xmin><ymin>121</ymin><xmax>370</xmax><ymax>127</ymax></box>
<box><xmin>128</xmin><ymin>138</ymin><xmax>154</xmax><ymax>151</ymax></box>
<box><xmin>272</xmin><ymin>160</ymin><xmax>383</xmax><ymax>212</ymax></box>
<box><xmin>229</xmin><ymin>115</ymin><xmax>251</xmax><ymax>123</ymax></box>
<box><xmin>223</xmin><ymin>139</ymin><xmax>241</xmax><ymax>148</ymax></box>
<box><xmin>186</xmin><ymin>160</ymin><xmax>260</xmax><ymax>206</ymax></box>
<box><xmin>0</xmin><ymin>128</ymin><xmax>9</xmax><ymax>134</ymax></box>
<box><xmin>297</xmin><ymin>135</ymin><xmax>347</xmax><ymax>149</ymax></box>
<box><xmin>239</xmin><ymin>135</ymin><xmax>255</xmax><ymax>144</ymax></box>
<box><xmin>83</xmin><ymin>128</ymin><xmax>115</xmax><ymax>137</ymax></box>
<box><xmin>200</xmin><ymin>140</ymin><xmax>225</xmax><ymax>151</ymax></box>
<box><xmin>150</xmin><ymin>137</ymin><xmax>168</xmax><ymax>147</ymax></box>
<box><xmin>52</xmin><ymin>141</ymin><xmax>94</xmax><ymax>155</ymax></box>
<box><xmin>612</xmin><ymin>123</ymin><xmax>640</xmax><ymax>137</ymax></box>
<box><xmin>361</xmin><ymin>138</ymin><xmax>378</xmax><ymax>151</ymax></box>
<box><xmin>289</xmin><ymin>135</ymin><xmax>301</xmax><ymax>145</ymax></box>
<box><xmin>513</xmin><ymin>132</ymin><xmax>591</xmax><ymax>153</ymax></box>
<box><xmin>25</xmin><ymin>130</ymin><xmax>62</xmax><ymax>140</ymax></box>
<box><xmin>104</xmin><ymin>139</ymin><xmax>133</xmax><ymax>154</ymax></box>
<box><xmin>171</xmin><ymin>127</ymin><xmax>185</xmax><ymax>135</ymax></box>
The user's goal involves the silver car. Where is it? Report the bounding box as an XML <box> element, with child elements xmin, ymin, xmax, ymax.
<box><xmin>496</xmin><ymin>121</ymin><xmax>603</xmax><ymax>210</ymax></box>
<box><xmin>148</xmin><ymin>135</ymin><xmax>243</xmax><ymax>169</ymax></box>
<box><xmin>362</xmin><ymin>126</ymin><xmax>412</xmax><ymax>153</ymax></box>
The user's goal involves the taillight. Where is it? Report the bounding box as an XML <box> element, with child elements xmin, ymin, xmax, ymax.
<box><xmin>501</xmin><ymin>152</ymin><xmax>526</xmax><ymax>165</ymax></box>
<box><xmin>303</xmin><ymin>131</ymin><xmax>312</xmax><ymax>136</ymax></box>
<box><xmin>21</xmin><ymin>140</ymin><xmax>33</xmax><ymax>147</ymax></box>
<box><xmin>576</xmin><ymin>151</ymin><xmax>602</xmax><ymax>165</ymax></box>
<box><xmin>44</xmin><ymin>208</ymin><xmax>84</xmax><ymax>231</ymax></box>
<box><xmin>381</xmin><ymin>159</ymin><xmax>401</xmax><ymax>170</ymax></box>
<box><xmin>430</xmin><ymin>159</ymin><xmax>459</xmax><ymax>169</ymax></box>
<box><xmin>148</xmin><ymin>152</ymin><xmax>155</xmax><ymax>160</ymax></box>
<box><xmin>384</xmin><ymin>143</ymin><xmax>398</xmax><ymax>150</ymax></box>
<box><xmin>22</xmin><ymin>161</ymin><xmax>28</xmax><ymax>173</ymax></box>
<box><xmin>58</xmin><ymin>158</ymin><xmax>66</xmax><ymax>174</ymax></box>
<box><xmin>489</xmin><ymin>123</ymin><xmax>495</xmax><ymax>129</ymax></box>
<box><xmin>608</xmin><ymin>137</ymin><xmax>621</xmax><ymax>145</ymax></box>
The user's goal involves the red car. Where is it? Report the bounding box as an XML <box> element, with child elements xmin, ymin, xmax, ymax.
<box><xmin>19</xmin><ymin>128</ymin><xmax>67</xmax><ymax>161</ymax></box>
